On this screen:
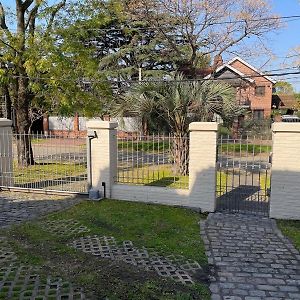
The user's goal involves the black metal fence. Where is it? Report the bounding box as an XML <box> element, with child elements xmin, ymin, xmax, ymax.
<box><xmin>116</xmin><ymin>134</ymin><xmax>189</xmax><ymax>189</ymax></box>
<box><xmin>216</xmin><ymin>135</ymin><xmax>272</xmax><ymax>216</ymax></box>
<box><xmin>0</xmin><ymin>132</ymin><xmax>88</xmax><ymax>194</ymax></box>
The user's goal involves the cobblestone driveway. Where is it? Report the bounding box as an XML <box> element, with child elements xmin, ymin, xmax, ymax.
<box><xmin>0</xmin><ymin>191</ymin><xmax>82</xmax><ymax>228</ymax></box>
<box><xmin>201</xmin><ymin>213</ymin><xmax>300</xmax><ymax>300</ymax></box>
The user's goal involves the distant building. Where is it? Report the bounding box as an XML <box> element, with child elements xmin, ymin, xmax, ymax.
<box><xmin>272</xmin><ymin>94</ymin><xmax>299</xmax><ymax>115</ymax></box>
<box><xmin>205</xmin><ymin>56</ymin><xmax>276</xmax><ymax>120</ymax></box>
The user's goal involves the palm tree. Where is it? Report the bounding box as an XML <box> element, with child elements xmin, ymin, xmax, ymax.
<box><xmin>113</xmin><ymin>74</ymin><xmax>243</xmax><ymax>175</ymax></box>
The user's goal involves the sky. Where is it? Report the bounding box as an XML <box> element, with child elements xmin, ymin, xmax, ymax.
<box><xmin>1</xmin><ymin>0</ymin><xmax>300</xmax><ymax>91</ymax></box>
<box><xmin>265</xmin><ymin>0</ymin><xmax>300</xmax><ymax>91</ymax></box>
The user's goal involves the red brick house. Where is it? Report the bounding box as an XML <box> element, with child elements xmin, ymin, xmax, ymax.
<box><xmin>205</xmin><ymin>56</ymin><xmax>276</xmax><ymax>119</ymax></box>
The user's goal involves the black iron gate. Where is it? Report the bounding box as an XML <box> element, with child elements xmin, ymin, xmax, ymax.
<box><xmin>0</xmin><ymin>132</ymin><xmax>88</xmax><ymax>194</ymax></box>
<box><xmin>216</xmin><ymin>135</ymin><xmax>272</xmax><ymax>216</ymax></box>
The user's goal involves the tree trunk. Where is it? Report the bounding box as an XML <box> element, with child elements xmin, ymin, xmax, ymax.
<box><xmin>15</xmin><ymin>76</ymin><xmax>34</xmax><ymax>166</ymax></box>
<box><xmin>3</xmin><ymin>85</ymin><xmax>12</xmax><ymax>119</ymax></box>
<box><xmin>172</xmin><ymin>132</ymin><xmax>189</xmax><ymax>176</ymax></box>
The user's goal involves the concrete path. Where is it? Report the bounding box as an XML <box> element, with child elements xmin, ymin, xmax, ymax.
<box><xmin>201</xmin><ymin>213</ymin><xmax>300</xmax><ymax>300</ymax></box>
<box><xmin>0</xmin><ymin>192</ymin><xmax>82</xmax><ymax>228</ymax></box>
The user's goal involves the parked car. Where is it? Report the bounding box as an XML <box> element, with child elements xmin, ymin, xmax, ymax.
<box><xmin>281</xmin><ymin>115</ymin><xmax>300</xmax><ymax>122</ymax></box>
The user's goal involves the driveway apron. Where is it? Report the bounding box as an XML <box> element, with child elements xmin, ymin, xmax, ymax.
<box><xmin>201</xmin><ymin>213</ymin><xmax>300</xmax><ymax>300</ymax></box>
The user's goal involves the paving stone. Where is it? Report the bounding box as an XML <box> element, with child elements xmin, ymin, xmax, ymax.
<box><xmin>0</xmin><ymin>237</ymin><xmax>87</xmax><ymax>299</ymax></box>
<box><xmin>200</xmin><ymin>213</ymin><xmax>300</xmax><ymax>299</ymax></box>
<box><xmin>278</xmin><ymin>285</ymin><xmax>299</xmax><ymax>292</ymax></box>
<box><xmin>0</xmin><ymin>238</ymin><xmax>17</xmax><ymax>265</ymax></box>
<box><xmin>40</xmin><ymin>219</ymin><xmax>90</xmax><ymax>237</ymax></box>
<box><xmin>249</xmin><ymin>290</ymin><xmax>266</xmax><ymax>297</ymax></box>
<box><xmin>289</xmin><ymin>293</ymin><xmax>300</xmax><ymax>299</ymax></box>
<box><xmin>0</xmin><ymin>264</ymin><xmax>86</xmax><ymax>299</ymax></box>
<box><xmin>266</xmin><ymin>278</ymin><xmax>285</xmax><ymax>285</ymax></box>
<box><xmin>70</xmin><ymin>235</ymin><xmax>204</xmax><ymax>285</ymax></box>
<box><xmin>0</xmin><ymin>194</ymin><xmax>82</xmax><ymax>228</ymax></box>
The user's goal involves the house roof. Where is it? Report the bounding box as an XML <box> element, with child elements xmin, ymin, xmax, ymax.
<box><xmin>227</xmin><ymin>57</ymin><xmax>276</xmax><ymax>84</ymax></box>
<box><xmin>272</xmin><ymin>94</ymin><xmax>298</xmax><ymax>109</ymax></box>
<box><xmin>204</xmin><ymin>64</ymin><xmax>255</xmax><ymax>83</ymax></box>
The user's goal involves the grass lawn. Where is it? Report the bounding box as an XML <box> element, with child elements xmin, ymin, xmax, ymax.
<box><xmin>277</xmin><ymin>220</ymin><xmax>300</xmax><ymax>252</ymax></box>
<box><xmin>118</xmin><ymin>164</ymin><xmax>189</xmax><ymax>189</ymax></box>
<box><xmin>220</xmin><ymin>143</ymin><xmax>271</xmax><ymax>154</ymax></box>
<box><xmin>13</xmin><ymin>162</ymin><xmax>87</xmax><ymax>185</ymax></box>
<box><xmin>216</xmin><ymin>170</ymin><xmax>270</xmax><ymax>194</ymax></box>
<box><xmin>118</xmin><ymin>140</ymin><xmax>170</xmax><ymax>152</ymax></box>
<box><xmin>1</xmin><ymin>199</ymin><xmax>210</xmax><ymax>300</ymax></box>
<box><xmin>118</xmin><ymin>140</ymin><xmax>271</xmax><ymax>155</ymax></box>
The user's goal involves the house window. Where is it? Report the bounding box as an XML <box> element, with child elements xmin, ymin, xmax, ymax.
<box><xmin>255</xmin><ymin>86</ymin><xmax>266</xmax><ymax>96</ymax></box>
<box><xmin>253</xmin><ymin>109</ymin><xmax>264</xmax><ymax>120</ymax></box>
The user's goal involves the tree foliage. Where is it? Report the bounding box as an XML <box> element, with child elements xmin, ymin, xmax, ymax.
<box><xmin>60</xmin><ymin>0</ymin><xmax>210</xmax><ymax>80</ymax></box>
<box><xmin>112</xmin><ymin>74</ymin><xmax>243</xmax><ymax>174</ymax></box>
<box><xmin>0</xmin><ymin>0</ymin><xmax>282</xmax><ymax>166</ymax></box>
<box><xmin>138</xmin><ymin>0</ymin><xmax>281</xmax><ymax>68</ymax></box>
<box><xmin>274</xmin><ymin>81</ymin><xmax>295</xmax><ymax>95</ymax></box>
<box><xmin>0</xmin><ymin>0</ymin><xmax>113</xmax><ymax>165</ymax></box>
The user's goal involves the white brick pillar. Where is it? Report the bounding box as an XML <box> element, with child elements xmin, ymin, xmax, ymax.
<box><xmin>189</xmin><ymin>122</ymin><xmax>218</xmax><ymax>212</ymax></box>
<box><xmin>86</xmin><ymin>120</ymin><xmax>118</xmax><ymax>198</ymax></box>
<box><xmin>270</xmin><ymin>123</ymin><xmax>300</xmax><ymax>219</ymax></box>
<box><xmin>0</xmin><ymin>118</ymin><xmax>13</xmax><ymax>186</ymax></box>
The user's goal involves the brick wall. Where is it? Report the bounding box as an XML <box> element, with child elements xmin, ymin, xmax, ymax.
<box><xmin>230</xmin><ymin>60</ymin><xmax>273</xmax><ymax>118</ymax></box>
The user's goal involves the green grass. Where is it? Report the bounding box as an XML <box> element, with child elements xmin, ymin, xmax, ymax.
<box><xmin>53</xmin><ymin>200</ymin><xmax>207</xmax><ymax>264</ymax></box>
<box><xmin>118</xmin><ymin>141</ymin><xmax>271</xmax><ymax>155</ymax></box>
<box><xmin>216</xmin><ymin>171</ymin><xmax>270</xmax><ymax>195</ymax></box>
<box><xmin>13</xmin><ymin>162</ymin><xmax>86</xmax><ymax>184</ymax></box>
<box><xmin>118</xmin><ymin>165</ymin><xmax>189</xmax><ymax>189</ymax></box>
<box><xmin>31</xmin><ymin>138</ymin><xmax>47</xmax><ymax>144</ymax></box>
<box><xmin>1</xmin><ymin>199</ymin><xmax>210</xmax><ymax>299</ymax></box>
<box><xmin>118</xmin><ymin>140</ymin><xmax>170</xmax><ymax>152</ymax></box>
<box><xmin>220</xmin><ymin>144</ymin><xmax>271</xmax><ymax>154</ymax></box>
<box><xmin>277</xmin><ymin>220</ymin><xmax>300</xmax><ymax>252</ymax></box>
<box><xmin>260</xmin><ymin>175</ymin><xmax>271</xmax><ymax>190</ymax></box>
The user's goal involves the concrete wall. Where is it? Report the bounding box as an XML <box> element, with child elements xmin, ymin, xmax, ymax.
<box><xmin>112</xmin><ymin>185</ymin><xmax>190</xmax><ymax>207</ymax></box>
<box><xmin>87</xmin><ymin>121</ymin><xmax>218</xmax><ymax>212</ymax></box>
<box><xmin>0</xmin><ymin>118</ymin><xmax>13</xmax><ymax>186</ymax></box>
<box><xmin>270</xmin><ymin>123</ymin><xmax>300</xmax><ymax>219</ymax></box>
<box><xmin>189</xmin><ymin>122</ymin><xmax>218</xmax><ymax>211</ymax></box>
<box><xmin>49</xmin><ymin>116</ymin><xmax>74</xmax><ymax>131</ymax></box>
<box><xmin>87</xmin><ymin>121</ymin><xmax>118</xmax><ymax>199</ymax></box>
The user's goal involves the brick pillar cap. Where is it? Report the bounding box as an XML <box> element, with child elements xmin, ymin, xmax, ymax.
<box><xmin>189</xmin><ymin>122</ymin><xmax>218</xmax><ymax>131</ymax></box>
<box><xmin>0</xmin><ymin>118</ymin><xmax>12</xmax><ymax>127</ymax></box>
<box><xmin>272</xmin><ymin>123</ymin><xmax>300</xmax><ymax>133</ymax></box>
<box><xmin>87</xmin><ymin>120</ymin><xmax>118</xmax><ymax>129</ymax></box>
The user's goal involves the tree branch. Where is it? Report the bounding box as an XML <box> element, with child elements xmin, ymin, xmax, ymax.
<box><xmin>23</xmin><ymin>0</ymin><xmax>34</xmax><ymax>11</ymax></box>
<box><xmin>25</xmin><ymin>3</ymin><xmax>40</xmax><ymax>33</ymax></box>
<box><xmin>0</xmin><ymin>1</ymin><xmax>13</xmax><ymax>39</ymax></box>
<box><xmin>0</xmin><ymin>2</ymin><xmax>8</xmax><ymax>29</ymax></box>
<box><xmin>47</xmin><ymin>0</ymin><xmax>66</xmax><ymax>31</ymax></box>
<box><xmin>0</xmin><ymin>38</ymin><xmax>20</xmax><ymax>54</ymax></box>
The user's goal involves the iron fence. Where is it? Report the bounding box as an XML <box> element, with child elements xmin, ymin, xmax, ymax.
<box><xmin>216</xmin><ymin>135</ymin><xmax>272</xmax><ymax>216</ymax></box>
<box><xmin>116</xmin><ymin>134</ymin><xmax>189</xmax><ymax>189</ymax></box>
<box><xmin>0</xmin><ymin>132</ymin><xmax>88</xmax><ymax>193</ymax></box>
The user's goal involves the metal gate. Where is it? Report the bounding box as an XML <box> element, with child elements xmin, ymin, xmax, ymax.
<box><xmin>216</xmin><ymin>135</ymin><xmax>272</xmax><ymax>216</ymax></box>
<box><xmin>0</xmin><ymin>132</ymin><xmax>88</xmax><ymax>194</ymax></box>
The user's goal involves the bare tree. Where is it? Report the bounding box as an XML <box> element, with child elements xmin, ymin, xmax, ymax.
<box><xmin>140</xmin><ymin>0</ymin><xmax>281</xmax><ymax>70</ymax></box>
